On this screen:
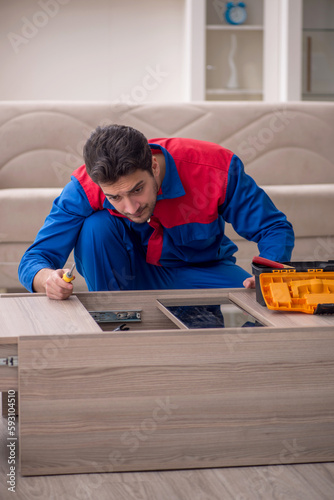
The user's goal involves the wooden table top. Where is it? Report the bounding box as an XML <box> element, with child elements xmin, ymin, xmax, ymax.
<box><xmin>1</xmin><ymin>289</ymin><xmax>334</xmax><ymax>344</ymax></box>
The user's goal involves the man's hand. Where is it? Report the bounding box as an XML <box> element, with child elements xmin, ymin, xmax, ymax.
<box><xmin>33</xmin><ymin>268</ymin><xmax>75</xmax><ymax>300</ymax></box>
<box><xmin>243</xmin><ymin>276</ymin><xmax>256</xmax><ymax>289</ymax></box>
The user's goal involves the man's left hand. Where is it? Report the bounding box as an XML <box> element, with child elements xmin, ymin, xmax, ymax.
<box><xmin>243</xmin><ymin>276</ymin><xmax>256</xmax><ymax>289</ymax></box>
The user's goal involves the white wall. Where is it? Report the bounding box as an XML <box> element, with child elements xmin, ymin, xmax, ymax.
<box><xmin>0</xmin><ymin>0</ymin><xmax>186</xmax><ymax>101</ymax></box>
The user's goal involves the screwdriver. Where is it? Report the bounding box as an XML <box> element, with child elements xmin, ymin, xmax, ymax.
<box><xmin>252</xmin><ymin>256</ymin><xmax>294</xmax><ymax>269</ymax></box>
<box><xmin>62</xmin><ymin>263</ymin><xmax>76</xmax><ymax>282</ymax></box>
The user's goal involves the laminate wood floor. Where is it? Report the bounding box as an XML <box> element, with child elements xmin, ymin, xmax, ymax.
<box><xmin>1</xmin><ymin>398</ymin><xmax>333</xmax><ymax>500</ymax></box>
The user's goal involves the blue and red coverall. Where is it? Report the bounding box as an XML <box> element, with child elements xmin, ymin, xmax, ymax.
<box><xmin>18</xmin><ymin>138</ymin><xmax>295</xmax><ymax>292</ymax></box>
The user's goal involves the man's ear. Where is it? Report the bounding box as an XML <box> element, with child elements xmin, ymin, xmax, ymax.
<box><xmin>152</xmin><ymin>156</ymin><xmax>160</xmax><ymax>176</ymax></box>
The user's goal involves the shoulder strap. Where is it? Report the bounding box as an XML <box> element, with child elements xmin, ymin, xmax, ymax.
<box><xmin>72</xmin><ymin>165</ymin><xmax>105</xmax><ymax>211</ymax></box>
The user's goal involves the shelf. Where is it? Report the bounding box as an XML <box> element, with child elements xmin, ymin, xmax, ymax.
<box><xmin>303</xmin><ymin>28</ymin><xmax>334</xmax><ymax>32</ymax></box>
<box><xmin>207</xmin><ymin>25</ymin><xmax>263</xmax><ymax>31</ymax></box>
<box><xmin>303</xmin><ymin>93</ymin><xmax>334</xmax><ymax>97</ymax></box>
<box><xmin>206</xmin><ymin>88</ymin><xmax>263</xmax><ymax>95</ymax></box>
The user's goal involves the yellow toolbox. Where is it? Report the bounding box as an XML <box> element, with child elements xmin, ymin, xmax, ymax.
<box><xmin>252</xmin><ymin>260</ymin><xmax>334</xmax><ymax>314</ymax></box>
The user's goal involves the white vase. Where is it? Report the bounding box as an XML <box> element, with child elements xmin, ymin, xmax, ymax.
<box><xmin>226</xmin><ymin>33</ymin><xmax>239</xmax><ymax>89</ymax></box>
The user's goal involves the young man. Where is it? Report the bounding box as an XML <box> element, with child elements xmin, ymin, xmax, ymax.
<box><xmin>18</xmin><ymin>124</ymin><xmax>294</xmax><ymax>300</ymax></box>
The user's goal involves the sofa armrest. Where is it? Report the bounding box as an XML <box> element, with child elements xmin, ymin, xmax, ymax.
<box><xmin>263</xmin><ymin>184</ymin><xmax>334</xmax><ymax>239</ymax></box>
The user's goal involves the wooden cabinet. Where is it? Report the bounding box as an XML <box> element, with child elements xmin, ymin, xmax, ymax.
<box><xmin>1</xmin><ymin>289</ymin><xmax>334</xmax><ymax>476</ymax></box>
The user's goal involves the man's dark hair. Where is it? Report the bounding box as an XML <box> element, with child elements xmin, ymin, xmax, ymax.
<box><xmin>83</xmin><ymin>124</ymin><xmax>153</xmax><ymax>184</ymax></box>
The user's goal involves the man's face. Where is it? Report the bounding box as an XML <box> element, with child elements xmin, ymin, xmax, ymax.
<box><xmin>100</xmin><ymin>166</ymin><xmax>160</xmax><ymax>224</ymax></box>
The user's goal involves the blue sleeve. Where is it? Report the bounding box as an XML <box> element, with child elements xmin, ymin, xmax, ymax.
<box><xmin>18</xmin><ymin>177</ymin><xmax>95</xmax><ymax>292</ymax></box>
<box><xmin>219</xmin><ymin>155</ymin><xmax>295</xmax><ymax>262</ymax></box>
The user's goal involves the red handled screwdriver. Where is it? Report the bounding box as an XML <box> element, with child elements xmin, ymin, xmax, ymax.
<box><xmin>252</xmin><ymin>256</ymin><xmax>294</xmax><ymax>269</ymax></box>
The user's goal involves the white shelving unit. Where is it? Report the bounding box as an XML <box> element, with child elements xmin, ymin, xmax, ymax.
<box><xmin>206</xmin><ymin>0</ymin><xmax>264</xmax><ymax>101</ymax></box>
<box><xmin>185</xmin><ymin>0</ymin><xmax>264</xmax><ymax>100</ymax></box>
<box><xmin>302</xmin><ymin>0</ymin><xmax>334</xmax><ymax>101</ymax></box>
<box><xmin>185</xmin><ymin>0</ymin><xmax>303</xmax><ymax>102</ymax></box>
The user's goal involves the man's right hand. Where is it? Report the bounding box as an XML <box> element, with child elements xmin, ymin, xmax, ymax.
<box><xmin>33</xmin><ymin>268</ymin><xmax>75</xmax><ymax>300</ymax></box>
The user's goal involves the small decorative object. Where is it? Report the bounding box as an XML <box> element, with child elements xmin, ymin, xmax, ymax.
<box><xmin>225</xmin><ymin>2</ymin><xmax>247</xmax><ymax>25</ymax></box>
<box><xmin>226</xmin><ymin>33</ymin><xmax>239</xmax><ymax>89</ymax></box>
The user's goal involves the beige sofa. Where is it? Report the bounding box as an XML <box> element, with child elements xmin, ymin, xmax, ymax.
<box><xmin>1</xmin><ymin>100</ymin><xmax>334</xmax><ymax>292</ymax></box>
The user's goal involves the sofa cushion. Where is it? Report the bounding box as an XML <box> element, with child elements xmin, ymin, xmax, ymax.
<box><xmin>0</xmin><ymin>188</ymin><xmax>61</xmax><ymax>242</ymax></box>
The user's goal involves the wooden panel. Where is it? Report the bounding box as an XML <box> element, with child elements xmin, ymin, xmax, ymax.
<box><xmin>19</xmin><ymin>327</ymin><xmax>334</xmax><ymax>476</ymax></box>
<box><xmin>156</xmin><ymin>290</ymin><xmax>334</xmax><ymax>329</ymax></box>
<box><xmin>76</xmin><ymin>289</ymin><xmax>334</xmax><ymax>330</ymax></box>
<box><xmin>76</xmin><ymin>290</ymin><xmax>181</xmax><ymax>331</ymax></box>
<box><xmin>230</xmin><ymin>290</ymin><xmax>334</xmax><ymax>328</ymax></box>
<box><xmin>4</xmin><ymin>289</ymin><xmax>334</xmax><ymax>332</ymax></box>
<box><xmin>0</xmin><ymin>295</ymin><xmax>101</xmax><ymax>342</ymax></box>
<box><xmin>1</xmin><ymin>412</ymin><xmax>334</xmax><ymax>499</ymax></box>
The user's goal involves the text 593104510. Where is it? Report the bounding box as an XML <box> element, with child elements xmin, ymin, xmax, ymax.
<box><xmin>7</xmin><ymin>390</ymin><xmax>17</xmax><ymax>493</ymax></box>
